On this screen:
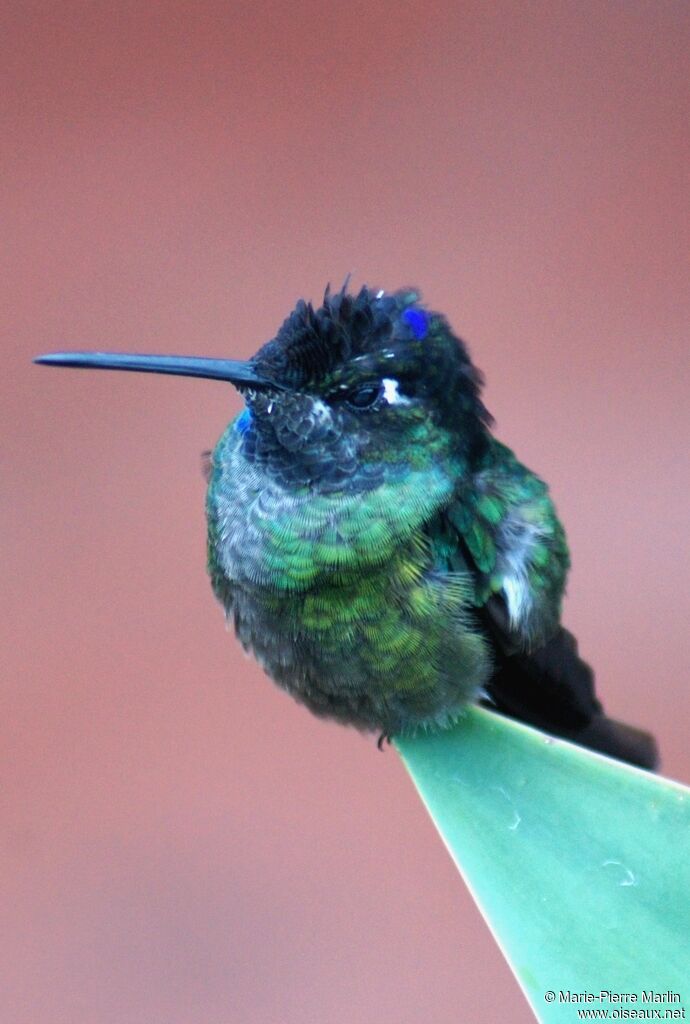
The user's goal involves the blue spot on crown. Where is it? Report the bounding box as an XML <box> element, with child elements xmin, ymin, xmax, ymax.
<box><xmin>235</xmin><ymin>408</ymin><xmax>253</xmax><ymax>436</ymax></box>
<box><xmin>402</xmin><ymin>307</ymin><xmax>429</xmax><ymax>340</ymax></box>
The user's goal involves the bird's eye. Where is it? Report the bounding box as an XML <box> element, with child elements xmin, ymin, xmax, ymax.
<box><xmin>345</xmin><ymin>382</ymin><xmax>383</xmax><ymax>409</ymax></box>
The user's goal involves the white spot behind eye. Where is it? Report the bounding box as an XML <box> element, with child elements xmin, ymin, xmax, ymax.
<box><xmin>382</xmin><ymin>378</ymin><xmax>411</xmax><ymax>406</ymax></box>
<box><xmin>376</xmin><ymin>289</ymin><xmax>384</xmax><ymax>298</ymax></box>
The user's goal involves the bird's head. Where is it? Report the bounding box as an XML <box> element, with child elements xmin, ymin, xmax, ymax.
<box><xmin>227</xmin><ymin>284</ymin><xmax>492</xmax><ymax>494</ymax></box>
<box><xmin>35</xmin><ymin>283</ymin><xmax>492</xmax><ymax>495</ymax></box>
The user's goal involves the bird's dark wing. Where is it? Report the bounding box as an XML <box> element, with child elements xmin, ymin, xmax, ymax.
<box><xmin>432</xmin><ymin>445</ymin><xmax>658</xmax><ymax>769</ymax></box>
<box><xmin>438</xmin><ymin>440</ymin><xmax>570</xmax><ymax>651</ymax></box>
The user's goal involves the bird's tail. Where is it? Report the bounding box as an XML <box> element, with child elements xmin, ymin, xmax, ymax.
<box><xmin>566</xmin><ymin>714</ymin><xmax>658</xmax><ymax>770</ymax></box>
<box><xmin>482</xmin><ymin>627</ymin><xmax>658</xmax><ymax>771</ymax></box>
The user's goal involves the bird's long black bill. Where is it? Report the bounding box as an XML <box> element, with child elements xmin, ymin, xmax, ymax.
<box><xmin>34</xmin><ymin>351</ymin><xmax>283</xmax><ymax>390</ymax></box>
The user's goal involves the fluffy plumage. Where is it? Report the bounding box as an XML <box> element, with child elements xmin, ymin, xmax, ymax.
<box><xmin>206</xmin><ymin>284</ymin><xmax>656</xmax><ymax>768</ymax></box>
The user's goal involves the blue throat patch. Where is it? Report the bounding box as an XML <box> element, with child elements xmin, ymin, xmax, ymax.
<box><xmin>235</xmin><ymin>408</ymin><xmax>253</xmax><ymax>435</ymax></box>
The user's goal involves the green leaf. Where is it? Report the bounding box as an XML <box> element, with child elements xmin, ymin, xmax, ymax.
<box><xmin>396</xmin><ymin>707</ymin><xmax>690</xmax><ymax>1021</ymax></box>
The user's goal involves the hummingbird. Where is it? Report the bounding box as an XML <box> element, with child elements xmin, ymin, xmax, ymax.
<box><xmin>36</xmin><ymin>283</ymin><xmax>657</xmax><ymax>769</ymax></box>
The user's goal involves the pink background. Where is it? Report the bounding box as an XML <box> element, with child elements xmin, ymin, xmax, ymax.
<box><xmin>3</xmin><ymin>3</ymin><xmax>688</xmax><ymax>1022</ymax></box>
